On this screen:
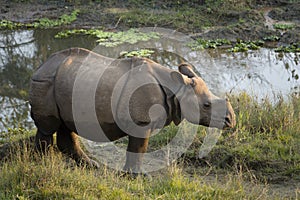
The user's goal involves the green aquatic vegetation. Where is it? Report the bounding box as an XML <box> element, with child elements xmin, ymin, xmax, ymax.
<box><xmin>263</xmin><ymin>35</ymin><xmax>280</xmax><ymax>42</ymax></box>
<box><xmin>0</xmin><ymin>9</ymin><xmax>79</xmax><ymax>29</ymax></box>
<box><xmin>275</xmin><ymin>43</ymin><xmax>300</xmax><ymax>53</ymax></box>
<box><xmin>54</xmin><ymin>29</ymin><xmax>98</xmax><ymax>38</ymax></box>
<box><xmin>120</xmin><ymin>49</ymin><xmax>155</xmax><ymax>58</ymax></box>
<box><xmin>188</xmin><ymin>38</ymin><xmax>231</xmax><ymax>50</ymax></box>
<box><xmin>189</xmin><ymin>39</ymin><xmax>264</xmax><ymax>52</ymax></box>
<box><xmin>229</xmin><ymin>40</ymin><xmax>264</xmax><ymax>52</ymax></box>
<box><xmin>0</xmin><ymin>20</ymin><xmax>23</xmax><ymax>29</ymax></box>
<box><xmin>273</xmin><ymin>23</ymin><xmax>295</xmax><ymax>30</ymax></box>
<box><xmin>188</xmin><ymin>37</ymin><xmax>298</xmax><ymax>53</ymax></box>
<box><xmin>55</xmin><ymin>28</ymin><xmax>160</xmax><ymax>47</ymax></box>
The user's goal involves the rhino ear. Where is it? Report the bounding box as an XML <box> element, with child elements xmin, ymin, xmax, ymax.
<box><xmin>170</xmin><ymin>71</ymin><xmax>184</xmax><ymax>85</ymax></box>
<box><xmin>178</xmin><ymin>63</ymin><xmax>198</xmax><ymax>78</ymax></box>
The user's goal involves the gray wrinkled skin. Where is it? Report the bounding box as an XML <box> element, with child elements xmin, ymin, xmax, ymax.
<box><xmin>29</xmin><ymin>47</ymin><xmax>236</xmax><ymax>174</ymax></box>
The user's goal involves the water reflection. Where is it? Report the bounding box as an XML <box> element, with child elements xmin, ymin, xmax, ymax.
<box><xmin>0</xmin><ymin>29</ymin><xmax>96</xmax><ymax>132</ymax></box>
<box><xmin>193</xmin><ymin>49</ymin><xmax>300</xmax><ymax>98</ymax></box>
<box><xmin>0</xmin><ymin>29</ymin><xmax>299</xmax><ymax>132</ymax></box>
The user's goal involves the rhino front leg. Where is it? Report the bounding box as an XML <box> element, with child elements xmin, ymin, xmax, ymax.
<box><xmin>123</xmin><ymin>130</ymin><xmax>151</xmax><ymax>177</ymax></box>
<box><xmin>35</xmin><ymin>129</ymin><xmax>54</xmax><ymax>153</ymax></box>
<box><xmin>56</xmin><ymin>125</ymin><xmax>99</xmax><ymax>168</ymax></box>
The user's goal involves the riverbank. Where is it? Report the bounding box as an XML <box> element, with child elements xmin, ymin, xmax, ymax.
<box><xmin>0</xmin><ymin>93</ymin><xmax>299</xmax><ymax>199</ymax></box>
<box><xmin>0</xmin><ymin>0</ymin><xmax>299</xmax><ymax>45</ymax></box>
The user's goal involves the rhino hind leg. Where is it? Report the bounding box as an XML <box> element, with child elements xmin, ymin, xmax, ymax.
<box><xmin>35</xmin><ymin>129</ymin><xmax>54</xmax><ymax>153</ymax></box>
<box><xmin>32</xmin><ymin>113</ymin><xmax>61</xmax><ymax>153</ymax></box>
<box><xmin>56</xmin><ymin>125</ymin><xmax>99</xmax><ymax>168</ymax></box>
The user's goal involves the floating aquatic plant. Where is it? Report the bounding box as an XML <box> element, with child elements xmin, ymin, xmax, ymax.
<box><xmin>275</xmin><ymin>43</ymin><xmax>300</xmax><ymax>53</ymax></box>
<box><xmin>188</xmin><ymin>38</ymin><xmax>231</xmax><ymax>50</ymax></box>
<box><xmin>229</xmin><ymin>40</ymin><xmax>264</xmax><ymax>52</ymax></box>
<box><xmin>263</xmin><ymin>35</ymin><xmax>280</xmax><ymax>42</ymax></box>
<box><xmin>119</xmin><ymin>49</ymin><xmax>155</xmax><ymax>58</ymax></box>
<box><xmin>273</xmin><ymin>23</ymin><xmax>295</xmax><ymax>30</ymax></box>
<box><xmin>55</xmin><ymin>28</ymin><xmax>160</xmax><ymax>47</ymax></box>
<box><xmin>188</xmin><ymin>38</ymin><xmax>265</xmax><ymax>52</ymax></box>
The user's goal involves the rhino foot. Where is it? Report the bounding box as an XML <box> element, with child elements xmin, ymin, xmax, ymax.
<box><xmin>118</xmin><ymin>170</ymin><xmax>152</xmax><ymax>180</ymax></box>
<box><xmin>78</xmin><ymin>158</ymin><xmax>100</xmax><ymax>169</ymax></box>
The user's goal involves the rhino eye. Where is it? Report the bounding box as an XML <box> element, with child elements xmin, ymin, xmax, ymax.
<box><xmin>204</xmin><ymin>102</ymin><xmax>211</xmax><ymax>108</ymax></box>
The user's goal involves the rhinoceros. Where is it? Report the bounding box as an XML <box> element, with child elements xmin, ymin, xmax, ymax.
<box><xmin>29</xmin><ymin>47</ymin><xmax>236</xmax><ymax>174</ymax></box>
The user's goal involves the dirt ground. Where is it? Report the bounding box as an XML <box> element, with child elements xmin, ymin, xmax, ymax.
<box><xmin>0</xmin><ymin>1</ymin><xmax>299</xmax><ymax>44</ymax></box>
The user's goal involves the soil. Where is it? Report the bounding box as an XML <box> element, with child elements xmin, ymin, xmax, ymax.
<box><xmin>0</xmin><ymin>1</ymin><xmax>299</xmax><ymax>44</ymax></box>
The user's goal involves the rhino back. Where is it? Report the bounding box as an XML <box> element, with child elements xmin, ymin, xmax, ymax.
<box><xmin>54</xmin><ymin>48</ymin><xmax>129</xmax><ymax>130</ymax></box>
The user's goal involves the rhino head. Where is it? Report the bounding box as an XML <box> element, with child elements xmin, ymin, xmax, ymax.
<box><xmin>170</xmin><ymin>63</ymin><xmax>236</xmax><ymax>129</ymax></box>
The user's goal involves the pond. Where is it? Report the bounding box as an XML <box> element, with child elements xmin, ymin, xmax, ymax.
<box><xmin>0</xmin><ymin>28</ymin><xmax>299</xmax><ymax>132</ymax></box>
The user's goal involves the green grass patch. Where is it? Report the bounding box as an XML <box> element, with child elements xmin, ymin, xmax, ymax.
<box><xmin>0</xmin><ymin>142</ymin><xmax>268</xmax><ymax>199</ymax></box>
<box><xmin>190</xmin><ymin>93</ymin><xmax>300</xmax><ymax>180</ymax></box>
<box><xmin>118</xmin><ymin>7</ymin><xmax>212</xmax><ymax>31</ymax></box>
<box><xmin>1</xmin><ymin>93</ymin><xmax>300</xmax><ymax>198</ymax></box>
<box><xmin>0</xmin><ymin>128</ymin><xmax>34</xmax><ymax>144</ymax></box>
<box><xmin>147</xmin><ymin>92</ymin><xmax>300</xmax><ymax>181</ymax></box>
<box><xmin>0</xmin><ymin>9</ymin><xmax>79</xmax><ymax>29</ymax></box>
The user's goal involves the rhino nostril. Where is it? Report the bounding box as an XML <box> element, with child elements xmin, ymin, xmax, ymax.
<box><xmin>225</xmin><ymin>116</ymin><xmax>231</xmax><ymax>123</ymax></box>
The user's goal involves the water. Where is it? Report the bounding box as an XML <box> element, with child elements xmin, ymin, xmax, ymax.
<box><xmin>194</xmin><ymin>48</ymin><xmax>299</xmax><ymax>98</ymax></box>
<box><xmin>0</xmin><ymin>29</ymin><xmax>299</xmax><ymax>132</ymax></box>
<box><xmin>0</xmin><ymin>29</ymin><xmax>96</xmax><ymax>132</ymax></box>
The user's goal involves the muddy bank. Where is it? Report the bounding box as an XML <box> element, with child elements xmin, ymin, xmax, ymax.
<box><xmin>0</xmin><ymin>1</ymin><xmax>299</xmax><ymax>44</ymax></box>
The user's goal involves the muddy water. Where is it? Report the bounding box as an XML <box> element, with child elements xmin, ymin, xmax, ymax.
<box><xmin>0</xmin><ymin>29</ymin><xmax>299</xmax><ymax>132</ymax></box>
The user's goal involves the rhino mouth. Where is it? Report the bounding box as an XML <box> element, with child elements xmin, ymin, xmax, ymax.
<box><xmin>206</xmin><ymin>119</ymin><xmax>225</xmax><ymax>129</ymax></box>
<box><xmin>207</xmin><ymin>117</ymin><xmax>234</xmax><ymax>129</ymax></box>
<box><xmin>224</xmin><ymin>117</ymin><xmax>235</xmax><ymax>129</ymax></box>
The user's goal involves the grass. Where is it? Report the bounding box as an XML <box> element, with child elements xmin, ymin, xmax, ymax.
<box><xmin>0</xmin><ymin>9</ymin><xmax>79</xmax><ymax>29</ymax></box>
<box><xmin>0</xmin><ymin>143</ymin><xmax>268</xmax><ymax>199</ymax></box>
<box><xmin>1</xmin><ymin>93</ymin><xmax>299</xmax><ymax>199</ymax></box>
<box><xmin>117</xmin><ymin>7</ymin><xmax>212</xmax><ymax>32</ymax></box>
<box><xmin>0</xmin><ymin>128</ymin><xmax>34</xmax><ymax>145</ymax></box>
<box><xmin>149</xmin><ymin>93</ymin><xmax>300</xmax><ymax>179</ymax></box>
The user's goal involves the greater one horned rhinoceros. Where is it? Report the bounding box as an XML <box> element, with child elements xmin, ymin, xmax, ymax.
<box><xmin>29</xmin><ymin>47</ymin><xmax>236</xmax><ymax>175</ymax></box>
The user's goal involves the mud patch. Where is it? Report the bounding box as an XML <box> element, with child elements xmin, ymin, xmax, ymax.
<box><xmin>1</xmin><ymin>1</ymin><xmax>299</xmax><ymax>43</ymax></box>
<box><xmin>268</xmin><ymin>3</ymin><xmax>300</xmax><ymax>22</ymax></box>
